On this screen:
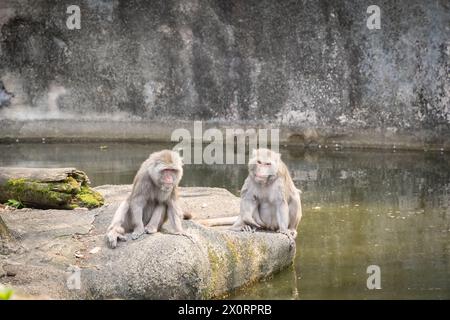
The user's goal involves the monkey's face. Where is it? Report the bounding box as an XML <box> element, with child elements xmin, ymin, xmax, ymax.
<box><xmin>151</xmin><ymin>165</ymin><xmax>182</xmax><ymax>191</ymax></box>
<box><xmin>248</xmin><ymin>148</ymin><xmax>280</xmax><ymax>184</ymax></box>
<box><xmin>149</xmin><ymin>150</ymin><xmax>183</xmax><ymax>191</ymax></box>
<box><xmin>162</xmin><ymin>169</ymin><xmax>177</xmax><ymax>190</ymax></box>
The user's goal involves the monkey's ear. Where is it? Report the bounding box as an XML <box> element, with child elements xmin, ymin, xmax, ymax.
<box><xmin>180</xmin><ymin>157</ymin><xmax>184</xmax><ymax>165</ymax></box>
<box><xmin>251</xmin><ymin>149</ymin><xmax>257</xmax><ymax>158</ymax></box>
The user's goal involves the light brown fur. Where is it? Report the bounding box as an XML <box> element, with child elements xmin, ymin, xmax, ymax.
<box><xmin>231</xmin><ymin>148</ymin><xmax>302</xmax><ymax>247</ymax></box>
<box><xmin>106</xmin><ymin>150</ymin><xmax>190</xmax><ymax>248</ymax></box>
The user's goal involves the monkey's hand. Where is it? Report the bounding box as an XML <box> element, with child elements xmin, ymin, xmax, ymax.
<box><xmin>242</xmin><ymin>225</ymin><xmax>257</xmax><ymax>233</ymax></box>
<box><xmin>279</xmin><ymin>230</ymin><xmax>296</xmax><ymax>251</ymax></box>
<box><xmin>106</xmin><ymin>228</ymin><xmax>127</xmax><ymax>249</ymax></box>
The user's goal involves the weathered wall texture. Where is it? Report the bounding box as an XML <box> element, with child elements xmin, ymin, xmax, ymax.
<box><xmin>0</xmin><ymin>0</ymin><xmax>449</xmax><ymax>147</ymax></box>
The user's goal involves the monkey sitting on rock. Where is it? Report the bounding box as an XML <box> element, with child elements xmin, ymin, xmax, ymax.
<box><xmin>106</xmin><ymin>150</ymin><xmax>191</xmax><ymax>249</ymax></box>
<box><xmin>231</xmin><ymin>148</ymin><xmax>302</xmax><ymax>245</ymax></box>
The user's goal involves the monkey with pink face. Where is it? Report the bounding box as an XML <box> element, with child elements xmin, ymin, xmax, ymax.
<box><xmin>231</xmin><ymin>148</ymin><xmax>302</xmax><ymax>241</ymax></box>
<box><xmin>106</xmin><ymin>150</ymin><xmax>191</xmax><ymax>249</ymax></box>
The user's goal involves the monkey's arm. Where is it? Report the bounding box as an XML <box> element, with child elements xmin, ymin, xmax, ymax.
<box><xmin>167</xmin><ymin>200</ymin><xmax>195</xmax><ymax>242</ymax></box>
<box><xmin>287</xmin><ymin>191</ymin><xmax>302</xmax><ymax>238</ymax></box>
<box><xmin>276</xmin><ymin>198</ymin><xmax>296</xmax><ymax>249</ymax></box>
<box><xmin>275</xmin><ymin>199</ymin><xmax>290</xmax><ymax>232</ymax></box>
<box><xmin>105</xmin><ymin>200</ymin><xmax>129</xmax><ymax>249</ymax></box>
<box><xmin>107</xmin><ymin>199</ymin><xmax>129</xmax><ymax>230</ymax></box>
<box><xmin>231</xmin><ymin>179</ymin><xmax>261</xmax><ymax>232</ymax></box>
<box><xmin>130</xmin><ymin>194</ymin><xmax>147</xmax><ymax>240</ymax></box>
<box><xmin>240</xmin><ymin>179</ymin><xmax>262</xmax><ymax>229</ymax></box>
<box><xmin>240</xmin><ymin>197</ymin><xmax>261</xmax><ymax>228</ymax></box>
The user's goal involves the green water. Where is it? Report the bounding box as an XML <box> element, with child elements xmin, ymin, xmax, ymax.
<box><xmin>1</xmin><ymin>142</ymin><xmax>449</xmax><ymax>299</ymax></box>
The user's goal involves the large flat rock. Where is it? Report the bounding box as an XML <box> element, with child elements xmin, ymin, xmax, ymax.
<box><xmin>1</xmin><ymin>186</ymin><xmax>295</xmax><ymax>299</ymax></box>
<box><xmin>76</xmin><ymin>221</ymin><xmax>293</xmax><ymax>299</ymax></box>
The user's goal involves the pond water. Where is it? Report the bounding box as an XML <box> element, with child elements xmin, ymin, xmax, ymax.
<box><xmin>1</xmin><ymin>142</ymin><xmax>449</xmax><ymax>299</ymax></box>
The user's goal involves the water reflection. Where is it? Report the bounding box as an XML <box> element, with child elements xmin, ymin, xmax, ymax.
<box><xmin>234</xmin><ymin>149</ymin><xmax>450</xmax><ymax>299</ymax></box>
<box><xmin>0</xmin><ymin>143</ymin><xmax>449</xmax><ymax>299</ymax></box>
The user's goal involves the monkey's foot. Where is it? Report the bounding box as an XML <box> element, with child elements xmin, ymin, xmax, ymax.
<box><xmin>131</xmin><ymin>229</ymin><xmax>145</xmax><ymax>240</ymax></box>
<box><xmin>144</xmin><ymin>227</ymin><xmax>157</xmax><ymax>234</ymax></box>
<box><xmin>242</xmin><ymin>225</ymin><xmax>257</xmax><ymax>233</ymax></box>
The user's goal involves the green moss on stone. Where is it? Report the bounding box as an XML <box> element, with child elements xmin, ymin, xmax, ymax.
<box><xmin>7</xmin><ymin>178</ymin><xmax>27</xmax><ymax>191</ymax></box>
<box><xmin>203</xmin><ymin>246</ymin><xmax>222</xmax><ymax>299</ymax></box>
<box><xmin>6</xmin><ymin>178</ymin><xmax>72</xmax><ymax>207</ymax></box>
<box><xmin>3</xmin><ymin>177</ymin><xmax>103</xmax><ymax>210</ymax></box>
<box><xmin>50</xmin><ymin>177</ymin><xmax>81</xmax><ymax>194</ymax></box>
<box><xmin>75</xmin><ymin>186</ymin><xmax>104</xmax><ymax>208</ymax></box>
<box><xmin>71</xmin><ymin>171</ymin><xmax>89</xmax><ymax>186</ymax></box>
<box><xmin>225</xmin><ymin>237</ymin><xmax>241</xmax><ymax>265</ymax></box>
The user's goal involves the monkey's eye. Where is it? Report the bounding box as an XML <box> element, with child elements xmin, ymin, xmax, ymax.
<box><xmin>265</xmin><ymin>162</ymin><xmax>271</xmax><ymax>166</ymax></box>
<box><xmin>257</xmin><ymin>160</ymin><xmax>262</xmax><ymax>165</ymax></box>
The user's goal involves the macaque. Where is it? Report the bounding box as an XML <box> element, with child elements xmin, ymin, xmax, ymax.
<box><xmin>106</xmin><ymin>150</ymin><xmax>191</xmax><ymax>248</ymax></box>
<box><xmin>231</xmin><ymin>148</ymin><xmax>302</xmax><ymax>242</ymax></box>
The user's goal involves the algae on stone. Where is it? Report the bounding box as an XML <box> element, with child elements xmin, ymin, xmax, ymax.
<box><xmin>0</xmin><ymin>168</ymin><xmax>104</xmax><ymax>210</ymax></box>
<box><xmin>76</xmin><ymin>186</ymin><xmax>104</xmax><ymax>208</ymax></box>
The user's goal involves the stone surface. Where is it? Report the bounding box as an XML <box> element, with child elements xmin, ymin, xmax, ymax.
<box><xmin>0</xmin><ymin>167</ymin><xmax>104</xmax><ymax>209</ymax></box>
<box><xmin>0</xmin><ymin>185</ymin><xmax>294</xmax><ymax>299</ymax></box>
<box><xmin>0</xmin><ymin>0</ymin><xmax>449</xmax><ymax>148</ymax></box>
<box><xmin>76</xmin><ymin>220</ymin><xmax>293</xmax><ymax>299</ymax></box>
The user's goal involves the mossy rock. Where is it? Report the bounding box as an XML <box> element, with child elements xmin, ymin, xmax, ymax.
<box><xmin>76</xmin><ymin>186</ymin><xmax>104</xmax><ymax>209</ymax></box>
<box><xmin>0</xmin><ymin>168</ymin><xmax>104</xmax><ymax>210</ymax></box>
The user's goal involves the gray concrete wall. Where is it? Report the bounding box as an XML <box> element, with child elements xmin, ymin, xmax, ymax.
<box><xmin>0</xmin><ymin>0</ymin><xmax>449</xmax><ymax>149</ymax></box>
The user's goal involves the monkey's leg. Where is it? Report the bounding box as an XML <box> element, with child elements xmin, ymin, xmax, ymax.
<box><xmin>145</xmin><ymin>204</ymin><xmax>165</xmax><ymax>234</ymax></box>
<box><xmin>105</xmin><ymin>200</ymin><xmax>129</xmax><ymax>249</ymax></box>
<box><xmin>130</xmin><ymin>195</ymin><xmax>147</xmax><ymax>240</ymax></box>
